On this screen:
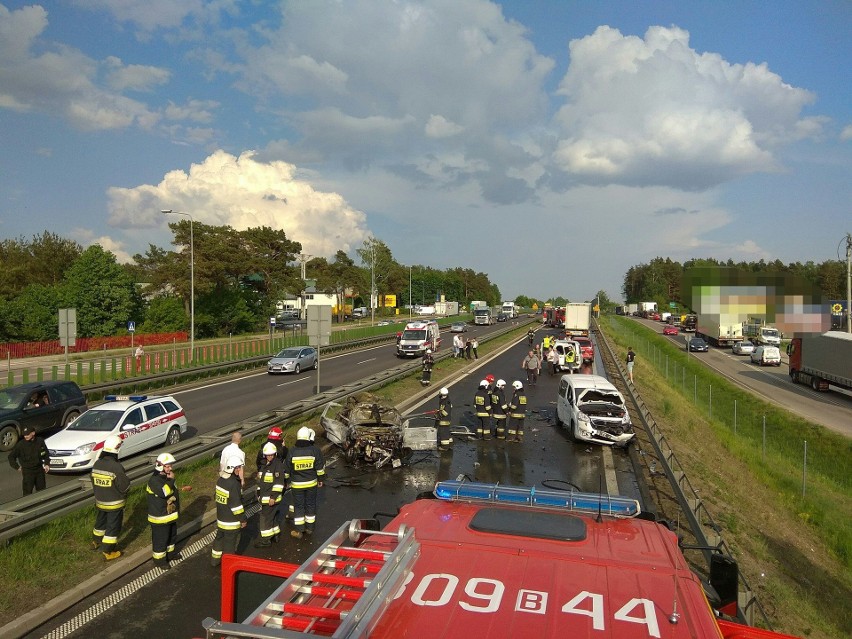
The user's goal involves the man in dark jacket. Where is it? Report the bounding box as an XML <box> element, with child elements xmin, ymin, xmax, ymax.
<box><xmin>255</xmin><ymin>443</ymin><xmax>285</xmax><ymax>547</ymax></box>
<box><xmin>91</xmin><ymin>435</ymin><xmax>130</xmax><ymax>560</ymax></box>
<box><xmin>285</xmin><ymin>427</ymin><xmax>325</xmax><ymax>539</ymax></box>
<box><xmin>146</xmin><ymin>453</ymin><xmax>180</xmax><ymax>570</ymax></box>
<box><xmin>254</xmin><ymin>425</ymin><xmax>290</xmax><ymax>524</ymax></box>
<box><xmin>8</xmin><ymin>425</ymin><xmax>50</xmax><ymax>495</ymax></box>
<box><xmin>212</xmin><ymin>456</ymin><xmax>246</xmax><ymax>566</ymax></box>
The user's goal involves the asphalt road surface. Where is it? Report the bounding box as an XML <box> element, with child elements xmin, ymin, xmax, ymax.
<box><xmin>23</xmin><ymin>328</ymin><xmax>641</xmax><ymax>639</ymax></box>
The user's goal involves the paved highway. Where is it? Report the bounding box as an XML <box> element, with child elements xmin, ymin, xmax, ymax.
<box><xmin>22</xmin><ymin>327</ymin><xmax>641</xmax><ymax>639</ymax></box>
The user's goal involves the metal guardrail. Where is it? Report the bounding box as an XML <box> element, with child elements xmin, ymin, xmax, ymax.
<box><xmin>0</xmin><ymin>319</ymin><xmax>533</xmax><ymax>545</ymax></box>
<box><xmin>595</xmin><ymin>318</ymin><xmax>772</xmax><ymax>629</ymax></box>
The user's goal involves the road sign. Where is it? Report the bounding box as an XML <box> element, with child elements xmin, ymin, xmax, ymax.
<box><xmin>270</xmin><ymin>316</ymin><xmax>276</xmax><ymax>326</ymax></box>
<box><xmin>307</xmin><ymin>305</ymin><xmax>332</xmax><ymax>346</ymax></box>
<box><xmin>128</xmin><ymin>321</ymin><xmax>136</xmax><ymax>333</ymax></box>
<box><xmin>59</xmin><ymin>308</ymin><xmax>77</xmax><ymax>348</ymax></box>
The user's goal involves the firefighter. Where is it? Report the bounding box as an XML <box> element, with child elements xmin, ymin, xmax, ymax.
<box><xmin>255</xmin><ymin>443</ymin><xmax>285</xmax><ymax>547</ymax></box>
<box><xmin>421</xmin><ymin>348</ymin><xmax>434</xmax><ymax>386</ymax></box>
<box><xmin>146</xmin><ymin>453</ymin><xmax>180</xmax><ymax>570</ymax></box>
<box><xmin>254</xmin><ymin>425</ymin><xmax>292</xmax><ymax>524</ymax></box>
<box><xmin>91</xmin><ymin>435</ymin><xmax>130</xmax><ymax>561</ymax></box>
<box><xmin>474</xmin><ymin>379</ymin><xmax>492</xmax><ymax>439</ymax></box>
<box><xmin>491</xmin><ymin>379</ymin><xmax>509</xmax><ymax>440</ymax></box>
<box><xmin>211</xmin><ymin>456</ymin><xmax>246</xmax><ymax>566</ymax></box>
<box><xmin>437</xmin><ymin>387</ymin><xmax>452</xmax><ymax>451</ymax></box>
<box><xmin>507</xmin><ymin>381</ymin><xmax>528</xmax><ymax>442</ymax></box>
<box><xmin>285</xmin><ymin>427</ymin><xmax>325</xmax><ymax>539</ymax></box>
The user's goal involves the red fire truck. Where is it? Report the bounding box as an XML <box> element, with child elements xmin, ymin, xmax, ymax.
<box><xmin>544</xmin><ymin>307</ymin><xmax>564</xmax><ymax>328</ymax></box>
<box><xmin>201</xmin><ymin>480</ymin><xmax>799</xmax><ymax>639</ymax></box>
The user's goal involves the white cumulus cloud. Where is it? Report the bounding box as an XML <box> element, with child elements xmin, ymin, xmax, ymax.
<box><xmin>106</xmin><ymin>150</ymin><xmax>371</xmax><ymax>257</ymax></box>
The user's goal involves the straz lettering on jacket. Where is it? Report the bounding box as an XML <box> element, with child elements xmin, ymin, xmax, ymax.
<box><xmin>92</xmin><ymin>470</ymin><xmax>115</xmax><ymax>488</ymax></box>
<box><xmin>292</xmin><ymin>458</ymin><xmax>315</xmax><ymax>471</ymax></box>
<box><xmin>392</xmin><ymin>574</ymin><xmax>663</xmax><ymax>637</ymax></box>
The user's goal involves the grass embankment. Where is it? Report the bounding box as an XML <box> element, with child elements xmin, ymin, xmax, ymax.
<box><xmin>0</xmin><ymin>323</ymin><xmax>527</xmax><ymax>628</ymax></box>
<box><xmin>601</xmin><ymin>315</ymin><xmax>851</xmax><ymax>639</ymax></box>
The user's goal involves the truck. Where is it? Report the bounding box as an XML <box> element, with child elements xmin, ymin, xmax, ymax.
<box><xmin>695</xmin><ymin>314</ymin><xmax>743</xmax><ymax>347</ymax></box>
<box><xmin>469</xmin><ymin>300</ymin><xmax>488</xmax><ymax>313</ymax></box>
<box><xmin>682</xmin><ymin>314</ymin><xmax>698</xmax><ymax>332</ymax></box>
<box><xmin>202</xmin><ymin>479</ymin><xmax>801</xmax><ymax>639</ymax></box>
<box><xmin>787</xmin><ymin>331</ymin><xmax>852</xmax><ymax>392</ymax></box>
<box><xmin>563</xmin><ymin>302</ymin><xmax>591</xmax><ymax>337</ymax></box>
<box><xmin>640</xmin><ymin>301</ymin><xmax>657</xmax><ymax>318</ymax></box>
<box><xmin>473</xmin><ymin>308</ymin><xmax>494</xmax><ymax>325</ymax></box>
<box><xmin>501</xmin><ymin>301</ymin><xmax>517</xmax><ymax>318</ymax></box>
<box><xmin>742</xmin><ymin>319</ymin><xmax>781</xmax><ymax>346</ymax></box>
<box><xmin>544</xmin><ymin>306</ymin><xmax>565</xmax><ymax>328</ymax></box>
<box><xmin>434</xmin><ymin>301</ymin><xmax>459</xmax><ymax>316</ymax></box>
<box><xmin>627</xmin><ymin>303</ymin><xmax>639</xmax><ymax>316</ymax></box>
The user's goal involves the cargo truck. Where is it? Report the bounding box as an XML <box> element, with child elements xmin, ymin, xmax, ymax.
<box><xmin>787</xmin><ymin>331</ymin><xmax>852</xmax><ymax>392</ymax></box>
<box><xmin>501</xmin><ymin>301</ymin><xmax>517</xmax><ymax>318</ymax></box>
<box><xmin>627</xmin><ymin>303</ymin><xmax>639</xmax><ymax>316</ymax></box>
<box><xmin>682</xmin><ymin>314</ymin><xmax>698</xmax><ymax>332</ymax></box>
<box><xmin>742</xmin><ymin>320</ymin><xmax>781</xmax><ymax>346</ymax></box>
<box><xmin>474</xmin><ymin>308</ymin><xmax>494</xmax><ymax>325</ymax></box>
<box><xmin>563</xmin><ymin>302</ymin><xmax>591</xmax><ymax>337</ymax></box>
<box><xmin>695</xmin><ymin>315</ymin><xmax>743</xmax><ymax>347</ymax></box>
<box><xmin>470</xmin><ymin>300</ymin><xmax>488</xmax><ymax>313</ymax></box>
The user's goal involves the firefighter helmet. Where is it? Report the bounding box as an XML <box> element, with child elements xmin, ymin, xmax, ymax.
<box><xmin>102</xmin><ymin>435</ymin><xmax>122</xmax><ymax>454</ymax></box>
<box><xmin>267</xmin><ymin>426</ymin><xmax>283</xmax><ymax>441</ymax></box>
<box><xmin>496</xmin><ymin>379</ymin><xmax>506</xmax><ymax>389</ymax></box>
<box><xmin>426</xmin><ymin>348</ymin><xmax>432</xmax><ymax>354</ymax></box>
<box><xmin>512</xmin><ymin>380</ymin><xmax>523</xmax><ymax>390</ymax></box>
<box><xmin>262</xmin><ymin>442</ymin><xmax>278</xmax><ymax>456</ymax></box>
<box><xmin>223</xmin><ymin>456</ymin><xmax>243</xmax><ymax>473</ymax></box>
<box><xmin>439</xmin><ymin>387</ymin><xmax>449</xmax><ymax>397</ymax></box>
<box><xmin>297</xmin><ymin>426</ymin><xmax>315</xmax><ymax>442</ymax></box>
<box><xmin>485</xmin><ymin>374</ymin><xmax>495</xmax><ymax>384</ymax></box>
<box><xmin>155</xmin><ymin>452</ymin><xmax>176</xmax><ymax>470</ymax></box>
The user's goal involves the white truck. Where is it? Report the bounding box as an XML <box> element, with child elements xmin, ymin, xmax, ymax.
<box><xmin>501</xmin><ymin>301</ymin><xmax>517</xmax><ymax>318</ymax></box>
<box><xmin>474</xmin><ymin>308</ymin><xmax>494</xmax><ymax>325</ymax></box>
<box><xmin>695</xmin><ymin>314</ymin><xmax>743</xmax><ymax>347</ymax></box>
<box><xmin>563</xmin><ymin>302</ymin><xmax>591</xmax><ymax>337</ymax></box>
<box><xmin>743</xmin><ymin>320</ymin><xmax>781</xmax><ymax>346</ymax></box>
<box><xmin>627</xmin><ymin>303</ymin><xmax>639</xmax><ymax>316</ymax></box>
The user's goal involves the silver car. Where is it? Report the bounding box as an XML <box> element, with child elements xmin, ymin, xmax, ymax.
<box><xmin>731</xmin><ymin>341</ymin><xmax>755</xmax><ymax>355</ymax></box>
<box><xmin>267</xmin><ymin>347</ymin><xmax>317</xmax><ymax>374</ymax></box>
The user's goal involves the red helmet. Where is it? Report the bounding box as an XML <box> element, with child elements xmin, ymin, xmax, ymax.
<box><xmin>268</xmin><ymin>426</ymin><xmax>283</xmax><ymax>441</ymax></box>
<box><xmin>485</xmin><ymin>374</ymin><xmax>495</xmax><ymax>384</ymax></box>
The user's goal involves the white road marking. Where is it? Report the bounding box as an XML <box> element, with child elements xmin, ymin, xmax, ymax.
<box><xmin>356</xmin><ymin>358</ymin><xmax>376</xmax><ymax>365</ymax></box>
<box><xmin>276</xmin><ymin>377</ymin><xmax>310</xmax><ymax>388</ymax></box>
<box><xmin>601</xmin><ymin>446</ymin><xmax>620</xmax><ymax>495</ymax></box>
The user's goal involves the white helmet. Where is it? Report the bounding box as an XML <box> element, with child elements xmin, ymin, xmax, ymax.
<box><xmin>512</xmin><ymin>380</ymin><xmax>523</xmax><ymax>390</ymax></box>
<box><xmin>102</xmin><ymin>435</ymin><xmax>123</xmax><ymax>454</ymax></box>
<box><xmin>262</xmin><ymin>442</ymin><xmax>278</xmax><ymax>456</ymax></box>
<box><xmin>496</xmin><ymin>379</ymin><xmax>506</xmax><ymax>389</ymax></box>
<box><xmin>223</xmin><ymin>456</ymin><xmax>243</xmax><ymax>474</ymax></box>
<box><xmin>479</xmin><ymin>380</ymin><xmax>488</xmax><ymax>388</ymax></box>
<box><xmin>155</xmin><ymin>452</ymin><xmax>176</xmax><ymax>470</ymax></box>
<box><xmin>425</xmin><ymin>348</ymin><xmax>432</xmax><ymax>354</ymax></box>
<box><xmin>297</xmin><ymin>426</ymin><xmax>315</xmax><ymax>442</ymax></box>
<box><xmin>439</xmin><ymin>387</ymin><xmax>449</xmax><ymax>397</ymax></box>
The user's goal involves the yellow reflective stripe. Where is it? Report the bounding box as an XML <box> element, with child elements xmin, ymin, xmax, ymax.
<box><xmin>96</xmin><ymin>500</ymin><xmax>126</xmax><ymax>510</ymax></box>
<box><xmin>148</xmin><ymin>513</ymin><xmax>178</xmax><ymax>524</ymax></box>
<box><xmin>291</xmin><ymin>479</ymin><xmax>318</xmax><ymax>489</ymax></box>
<box><xmin>232</xmin><ymin>505</ymin><xmax>244</xmax><ymax>515</ymax></box>
<box><xmin>217</xmin><ymin>520</ymin><xmax>242</xmax><ymax>530</ymax></box>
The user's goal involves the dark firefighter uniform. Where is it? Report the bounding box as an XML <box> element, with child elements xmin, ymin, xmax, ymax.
<box><xmin>437</xmin><ymin>394</ymin><xmax>452</xmax><ymax>450</ymax></box>
<box><xmin>254</xmin><ymin>434</ymin><xmax>292</xmax><ymax>522</ymax></box>
<box><xmin>421</xmin><ymin>351</ymin><xmax>434</xmax><ymax>386</ymax></box>
<box><xmin>508</xmin><ymin>386</ymin><xmax>528</xmax><ymax>442</ymax></box>
<box><xmin>491</xmin><ymin>386</ymin><xmax>509</xmax><ymax>440</ymax></box>
<box><xmin>146</xmin><ymin>468</ymin><xmax>179</xmax><ymax>568</ymax></box>
<box><xmin>255</xmin><ymin>455</ymin><xmax>285</xmax><ymax>545</ymax></box>
<box><xmin>8</xmin><ymin>428</ymin><xmax>50</xmax><ymax>495</ymax></box>
<box><xmin>211</xmin><ymin>469</ymin><xmax>246</xmax><ymax>565</ymax></box>
<box><xmin>473</xmin><ymin>386</ymin><xmax>492</xmax><ymax>439</ymax></box>
<box><xmin>285</xmin><ymin>439</ymin><xmax>325</xmax><ymax>537</ymax></box>
<box><xmin>91</xmin><ymin>454</ymin><xmax>130</xmax><ymax>557</ymax></box>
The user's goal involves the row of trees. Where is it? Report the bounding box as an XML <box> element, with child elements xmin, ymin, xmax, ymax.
<box><xmin>622</xmin><ymin>257</ymin><xmax>848</xmax><ymax>309</ymax></box>
<box><xmin>0</xmin><ymin>229</ymin><xmax>502</xmax><ymax>343</ymax></box>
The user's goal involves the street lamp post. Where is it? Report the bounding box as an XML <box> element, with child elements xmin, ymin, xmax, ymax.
<box><xmin>162</xmin><ymin>209</ymin><xmax>194</xmax><ymax>362</ymax></box>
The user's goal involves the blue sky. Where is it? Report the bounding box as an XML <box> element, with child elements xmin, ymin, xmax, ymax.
<box><xmin>1</xmin><ymin>1</ymin><xmax>849</xmax><ymax>303</ymax></box>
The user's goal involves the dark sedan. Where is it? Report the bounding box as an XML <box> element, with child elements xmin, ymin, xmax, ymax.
<box><xmin>687</xmin><ymin>337</ymin><xmax>709</xmax><ymax>352</ymax></box>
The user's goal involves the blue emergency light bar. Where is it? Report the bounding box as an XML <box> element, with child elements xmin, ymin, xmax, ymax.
<box><xmin>433</xmin><ymin>480</ymin><xmax>641</xmax><ymax>518</ymax></box>
<box><xmin>104</xmin><ymin>395</ymin><xmax>147</xmax><ymax>402</ymax></box>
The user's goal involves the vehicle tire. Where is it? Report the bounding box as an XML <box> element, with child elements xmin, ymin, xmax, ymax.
<box><xmin>295</xmin><ymin>364</ymin><xmax>301</xmax><ymax>374</ymax></box>
<box><xmin>790</xmin><ymin>370</ymin><xmax>798</xmax><ymax>384</ymax></box>
<box><xmin>0</xmin><ymin>424</ymin><xmax>19</xmax><ymax>452</ymax></box>
<box><xmin>811</xmin><ymin>376</ymin><xmax>820</xmax><ymax>391</ymax></box>
<box><xmin>63</xmin><ymin>410</ymin><xmax>80</xmax><ymax>427</ymax></box>
<box><xmin>166</xmin><ymin>427</ymin><xmax>181</xmax><ymax>446</ymax></box>
<box><xmin>313</xmin><ymin>359</ymin><xmax>318</xmax><ymax>370</ymax></box>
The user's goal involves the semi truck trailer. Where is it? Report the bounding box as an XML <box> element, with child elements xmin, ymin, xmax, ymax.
<box><xmin>787</xmin><ymin>331</ymin><xmax>852</xmax><ymax>392</ymax></box>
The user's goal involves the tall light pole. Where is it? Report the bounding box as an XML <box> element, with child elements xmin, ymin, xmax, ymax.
<box><xmin>162</xmin><ymin>210</ymin><xmax>194</xmax><ymax>361</ymax></box>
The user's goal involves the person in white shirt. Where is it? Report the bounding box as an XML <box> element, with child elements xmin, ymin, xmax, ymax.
<box><xmin>219</xmin><ymin>432</ymin><xmax>245</xmax><ymax>486</ymax></box>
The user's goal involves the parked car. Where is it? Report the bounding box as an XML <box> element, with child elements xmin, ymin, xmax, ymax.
<box><xmin>450</xmin><ymin>322</ymin><xmax>467</xmax><ymax>333</ymax></box>
<box><xmin>731</xmin><ymin>341</ymin><xmax>755</xmax><ymax>355</ymax></box>
<box><xmin>267</xmin><ymin>347</ymin><xmax>318</xmax><ymax>374</ymax></box>
<box><xmin>687</xmin><ymin>337</ymin><xmax>709</xmax><ymax>352</ymax></box>
<box><xmin>573</xmin><ymin>335</ymin><xmax>594</xmax><ymax>362</ymax></box>
<box><xmin>0</xmin><ymin>381</ymin><xmax>88</xmax><ymax>452</ymax></box>
<box><xmin>662</xmin><ymin>325</ymin><xmax>679</xmax><ymax>336</ymax></box>
<box><xmin>750</xmin><ymin>345</ymin><xmax>781</xmax><ymax>366</ymax></box>
<box><xmin>555</xmin><ymin>374</ymin><xmax>634</xmax><ymax>447</ymax></box>
<box><xmin>46</xmin><ymin>394</ymin><xmax>187</xmax><ymax>472</ymax></box>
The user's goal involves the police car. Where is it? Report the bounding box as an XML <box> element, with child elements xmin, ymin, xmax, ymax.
<box><xmin>46</xmin><ymin>395</ymin><xmax>188</xmax><ymax>472</ymax></box>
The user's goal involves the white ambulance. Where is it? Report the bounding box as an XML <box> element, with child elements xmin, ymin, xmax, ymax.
<box><xmin>396</xmin><ymin>320</ymin><xmax>440</xmax><ymax>357</ymax></box>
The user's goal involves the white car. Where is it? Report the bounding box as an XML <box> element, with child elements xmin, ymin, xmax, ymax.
<box><xmin>750</xmin><ymin>345</ymin><xmax>781</xmax><ymax>366</ymax></box>
<box><xmin>731</xmin><ymin>341</ymin><xmax>755</xmax><ymax>355</ymax></box>
<box><xmin>555</xmin><ymin>374</ymin><xmax>635</xmax><ymax>447</ymax></box>
<box><xmin>46</xmin><ymin>395</ymin><xmax>188</xmax><ymax>472</ymax></box>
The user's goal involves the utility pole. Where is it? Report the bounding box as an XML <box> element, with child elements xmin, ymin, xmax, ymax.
<box><xmin>298</xmin><ymin>253</ymin><xmax>312</xmax><ymax>319</ymax></box>
<box><xmin>846</xmin><ymin>233</ymin><xmax>851</xmax><ymax>334</ymax></box>
<box><xmin>370</xmin><ymin>242</ymin><xmax>376</xmax><ymax>325</ymax></box>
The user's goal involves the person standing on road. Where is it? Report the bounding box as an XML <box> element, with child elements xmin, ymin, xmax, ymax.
<box><xmin>453</xmin><ymin>333</ymin><xmax>464</xmax><ymax>358</ymax></box>
<box><xmin>507</xmin><ymin>381</ymin><xmax>527</xmax><ymax>442</ymax></box>
<box><xmin>212</xmin><ymin>457</ymin><xmax>247</xmax><ymax>565</ymax></box>
<box><xmin>255</xmin><ymin>426</ymin><xmax>290</xmax><ymax>524</ymax></box>
<box><xmin>474</xmin><ymin>380</ymin><xmax>492</xmax><ymax>439</ymax></box>
<box><xmin>91</xmin><ymin>435</ymin><xmax>130</xmax><ymax>561</ymax></box>
<box><xmin>471</xmin><ymin>337</ymin><xmax>479</xmax><ymax>359</ymax></box>
<box><xmin>285</xmin><ymin>427</ymin><xmax>325</xmax><ymax>539</ymax></box>
<box><xmin>546</xmin><ymin>346</ymin><xmax>559</xmax><ymax>376</ymax></box>
<box><xmin>626</xmin><ymin>346</ymin><xmax>636</xmax><ymax>383</ymax></box>
<box><xmin>421</xmin><ymin>348</ymin><xmax>434</xmax><ymax>386</ymax></box>
<box><xmin>255</xmin><ymin>443</ymin><xmax>285</xmax><ymax>547</ymax></box>
<box><xmin>436</xmin><ymin>387</ymin><xmax>453</xmax><ymax>451</ymax></box>
<box><xmin>490</xmin><ymin>380</ymin><xmax>509</xmax><ymax>439</ymax></box>
<box><xmin>146</xmin><ymin>453</ymin><xmax>180</xmax><ymax>570</ymax></box>
<box><xmin>522</xmin><ymin>350</ymin><xmax>541</xmax><ymax>386</ymax></box>
<box><xmin>464</xmin><ymin>338</ymin><xmax>473</xmax><ymax>360</ymax></box>
<box><xmin>8</xmin><ymin>425</ymin><xmax>50</xmax><ymax>496</ymax></box>
<box><xmin>220</xmin><ymin>432</ymin><xmax>246</xmax><ymax>486</ymax></box>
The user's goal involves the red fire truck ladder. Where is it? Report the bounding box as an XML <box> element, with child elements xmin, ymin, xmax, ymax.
<box><xmin>203</xmin><ymin>519</ymin><xmax>419</xmax><ymax>638</ymax></box>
